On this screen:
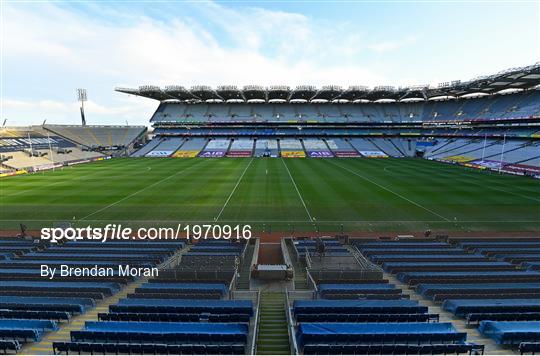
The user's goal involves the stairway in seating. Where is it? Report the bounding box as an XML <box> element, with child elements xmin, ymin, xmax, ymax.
<box><xmin>285</xmin><ymin>239</ymin><xmax>308</xmax><ymax>289</ymax></box>
<box><xmin>256</xmin><ymin>292</ymin><xmax>291</xmax><ymax>355</ymax></box>
<box><xmin>24</xmin><ymin>246</ymin><xmax>188</xmax><ymax>355</ymax></box>
<box><xmin>237</xmin><ymin>243</ymin><xmax>254</xmax><ymax>290</ymax></box>
<box><xmin>23</xmin><ymin>278</ymin><xmax>147</xmax><ymax>355</ymax></box>
<box><xmin>384</xmin><ymin>272</ymin><xmax>511</xmax><ymax>355</ymax></box>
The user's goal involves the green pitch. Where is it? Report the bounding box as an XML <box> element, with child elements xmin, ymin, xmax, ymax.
<box><xmin>1</xmin><ymin>157</ymin><xmax>539</xmax><ymax>233</ymax></box>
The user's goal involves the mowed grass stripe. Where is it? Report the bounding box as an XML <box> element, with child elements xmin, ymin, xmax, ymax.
<box><xmin>325</xmin><ymin>159</ymin><xmax>451</xmax><ymax>222</ymax></box>
<box><xmin>281</xmin><ymin>158</ymin><xmax>313</xmax><ymax>222</ymax></box>
<box><xmin>218</xmin><ymin>159</ymin><xmax>316</xmax><ymax>223</ymax></box>
<box><xmin>83</xmin><ymin>158</ymin><xmax>249</xmax><ymax>223</ymax></box>
<box><xmin>370</xmin><ymin>158</ymin><xmax>540</xmax><ymax>215</ymax></box>
<box><xmin>215</xmin><ymin>158</ymin><xmax>254</xmax><ymax>221</ymax></box>
<box><xmin>1</xmin><ymin>158</ymin><xmax>211</xmax><ymax>224</ymax></box>
<box><xmin>0</xmin><ymin>157</ymin><xmax>538</xmax><ymax>232</ymax></box>
<box><xmin>334</xmin><ymin>158</ymin><xmax>540</xmax><ymax>226</ymax></box>
<box><xmin>388</xmin><ymin>158</ymin><xmax>540</xmax><ymax>201</ymax></box>
<box><xmin>80</xmin><ymin>159</ymin><xmax>209</xmax><ymax>221</ymax></box>
<box><xmin>0</xmin><ymin>159</ymin><xmax>141</xmax><ymax>198</ymax></box>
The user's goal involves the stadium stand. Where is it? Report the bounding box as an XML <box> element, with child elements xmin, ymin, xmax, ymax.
<box><xmin>254</xmin><ymin>139</ymin><xmax>279</xmax><ymax>157</ymax></box>
<box><xmin>280</xmin><ymin>139</ymin><xmax>305</xmax><ymax>158</ymax></box>
<box><xmin>8</xmin><ymin>235</ymin><xmax>540</xmax><ymax>354</ymax></box>
<box><xmin>199</xmin><ymin>139</ymin><xmax>231</xmax><ymax>157</ymax></box>
<box><xmin>228</xmin><ymin>139</ymin><xmax>254</xmax><ymax>157</ymax></box>
<box><xmin>145</xmin><ymin>137</ymin><xmax>184</xmax><ymax>157</ymax></box>
<box><xmin>349</xmin><ymin>138</ymin><xmax>388</xmax><ymax>158</ymax></box>
<box><xmin>325</xmin><ymin>138</ymin><xmax>361</xmax><ymax>157</ymax></box>
<box><xmin>0</xmin><ymin>127</ymin><xmax>108</xmax><ymax>173</ymax></box>
<box><xmin>285</xmin><ymin>237</ymin><xmax>484</xmax><ymax>355</ymax></box>
<box><xmin>112</xmin><ymin>64</ymin><xmax>540</xmax><ymax>180</ymax></box>
<box><xmin>47</xmin><ymin>239</ymin><xmax>259</xmax><ymax>355</ymax></box>
<box><xmin>0</xmin><ymin>238</ymin><xmax>184</xmax><ymax>354</ymax></box>
<box><xmin>353</xmin><ymin>237</ymin><xmax>540</xmax><ymax>353</ymax></box>
<box><xmin>43</xmin><ymin>125</ymin><xmax>146</xmax><ymax>151</ymax></box>
<box><xmin>302</xmin><ymin>139</ymin><xmax>333</xmax><ymax>158</ymax></box>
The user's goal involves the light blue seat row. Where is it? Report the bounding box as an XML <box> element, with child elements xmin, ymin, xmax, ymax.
<box><xmin>360</xmin><ymin>248</ymin><xmax>466</xmax><ymax>254</ymax></box>
<box><xmin>443</xmin><ymin>299</ymin><xmax>540</xmax><ymax>316</ymax></box>
<box><xmin>356</xmin><ymin>242</ymin><xmax>451</xmax><ymax>248</ymax></box>
<box><xmin>111</xmin><ymin>299</ymin><xmax>253</xmax><ymax>315</ymax></box>
<box><xmin>459</xmin><ymin>242</ymin><xmax>540</xmax><ymax>247</ymax></box>
<box><xmin>46</xmin><ymin>247</ymin><xmax>172</xmax><ymax>253</ymax></box>
<box><xmin>0</xmin><ymin>296</ymin><xmax>95</xmax><ymax>307</ymax></box>
<box><xmin>369</xmin><ymin>254</ymin><xmax>485</xmax><ymax>262</ymax></box>
<box><xmin>63</xmin><ymin>241</ymin><xmax>184</xmax><ymax>248</ymax></box>
<box><xmin>317</xmin><ymin>283</ymin><xmax>395</xmax><ymax>291</ymax></box>
<box><xmin>185</xmin><ymin>252</ymin><xmax>240</xmax><ymax>256</ymax></box>
<box><xmin>0</xmin><ymin>281</ymin><xmax>121</xmax><ymax>292</ymax></box>
<box><xmin>476</xmin><ymin>248</ymin><xmax>540</xmax><ymax>254</ymax></box>
<box><xmin>0</xmin><ymin>319</ymin><xmax>58</xmax><ymax>331</ymax></box>
<box><xmin>1</xmin><ymin>260</ymin><xmax>152</xmax><ymax>267</ymax></box>
<box><xmin>397</xmin><ymin>271</ymin><xmax>540</xmax><ymax>283</ymax></box>
<box><xmin>139</xmin><ymin>282</ymin><xmax>227</xmax><ymax>294</ymax></box>
<box><xmin>0</xmin><ymin>319</ymin><xmax>58</xmax><ymax>342</ymax></box>
<box><xmin>293</xmin><ymin>300</ymin><xmax>427</xmax><ymax>314</ymax></box>
<box><xmin>23</xmin><ymin>252</ymin><xmax>161</xmax><ymax>258</ymax></box>
<box><xmin>479</xmin><ymin>321</ymin><xmax>540</xmax><ymax>344</ymax></box>
<box><xmin>84</xmin><ymin>321</ymin><xmax>247</xmax><ymax>334</ymax></box>
<box><xmin>417</xmin><ymin>283</ymin><xmax>540</xmax><ymax>296</ymax></box>
<box><xmin>297</xmin><ymin>322</ymin><xmax>466</xmax><ymax>346</ymax></box>
<box><xmin>383</xmin><ymin>261</ymin><xmax>511</xmax><ymax>270</ymax></box>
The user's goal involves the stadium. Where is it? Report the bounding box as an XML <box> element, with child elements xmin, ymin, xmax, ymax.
<box><xmin>2</xmin><ymin>1</ymin><xmax>540</xmax><ymax>355</ymax></box>
<box><xmin>2</xmin><ymin>64</ymin><xmax>540</xmax><ymax>233</ymax></box>
<box><xmin>0</xmin><ymin>62</ymin><xmax>539</xmax><ymax>355</ymax></box>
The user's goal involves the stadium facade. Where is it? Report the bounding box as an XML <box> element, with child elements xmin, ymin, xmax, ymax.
<box><xmin>117</xmin><ymin>63</ymin><xmax>540</xmax><ymax>176</ymax></box>
<box><xmin>1</xmin><ymin>64</ymin><xmax>539</xmax><ymax>177</ymax></box>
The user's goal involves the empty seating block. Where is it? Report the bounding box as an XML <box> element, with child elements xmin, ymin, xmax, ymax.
<box><xmin>480</xmin><ymin>321</ymin><xmax>540</xmax><ymax>345</ymax></box>
<box><xmin>297</xmin><ymin>322</ymin><xmax>466</xmax><ymax>346</ymax></box>
<box><xmin>444</xmin><ymin>299</ymin><xmax>540</xmax><ymax>317</ymax></box>
<box><xmin>293</xmin><ymin>299</ymin><xmax>427</xmax><ymax>315</ymax></box>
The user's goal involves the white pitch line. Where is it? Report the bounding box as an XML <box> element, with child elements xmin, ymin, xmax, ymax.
<box><xmin>215</xmin><ymin>158</ymin><xmax>254</xmax><ymax>221</ymax></box>
<box><xmin>79</xmin><ymin>160</ymin><xmax>205</xmax><ymax>221</ymax></box>
<box><xmin>398</xmin><ymin>160</ymin><xmax>540</xmax><ymax>203</ymax></box>
<box><xmin>3</xmin><ymin>160</ymin><xmax>156</xmax><ymax>198</ymax></box>
<box><xmin>458</xmin><ymin>171</ymin><xmax>540</xmax><ymax>203</ymax></box>
<box><xmin>281</xmin><ymin>158</ymin><xmax>313</xmax><ymax>222</ymax></box>
<box><xmin>327</xmin><ymin>159</ymin><xmax>451</xmax><ymax>222</ymax></box>
<box><xmin>1</xmin><ymin>219</ymin><xmax>537</xmax><ymax>223</ymax></box>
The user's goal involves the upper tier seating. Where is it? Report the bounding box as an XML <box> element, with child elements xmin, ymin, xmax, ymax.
<box><xmin>44</xmin><ymin>125</ymin><xmax>145</xmax><ymax>148</ymax></box>
<box><xmin>150</xmin><ymin>90</ymin><xmax>540</xmax><ymax>123</ymax></box>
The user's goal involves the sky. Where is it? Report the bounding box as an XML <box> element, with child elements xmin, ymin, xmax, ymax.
<box><xmin>1</xmin><ymin>0</ymin><xmax>539</xmax><ymax>126</ymax></box>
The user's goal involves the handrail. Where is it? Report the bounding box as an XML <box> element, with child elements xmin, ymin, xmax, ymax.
<box><xmin>285</xmin><ymin>288</ymin><xmax>300</xmax><ymax>355</ymax></box>
<box><xmin>281</xmin><ymin>238</ymin><xmax>293</xmax><ymax>267</ymax></box>
<box><xmin>304</xmin><ymin>247</ymin><xmax>312</xmax><ymax>269</ymax></box>
<box><xmin>306</xmin><ymin>269</ymin><xmax>318</xmax><ymax>297</ymax></box>
<box><xmin>350</xmin><ymin>244</ymin><xmax>382</xmax><ymax>272</ymax></box>
<box><xmin>250</xmin><ymin>238</ymin><xmax>260</xmax><ymax>269</ymax></box>
<box><xmin>250</xmin><ymin>289</ymin><xmax>261</xmax><ymax>355</ymax></box>
<box><xmin>228</xmin><ymin>264</ymin><xmax>239</xmax><ymax>298</ymax></box>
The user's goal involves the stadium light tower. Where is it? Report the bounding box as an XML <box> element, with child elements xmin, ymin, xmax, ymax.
<box><xmin>77</xmin><ymin>88</ymin><xmax>88</xmax><ymax>126</ymax></box>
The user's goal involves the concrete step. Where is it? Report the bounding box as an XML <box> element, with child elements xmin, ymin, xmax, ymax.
<box><xmin>256</xmin><ymin>291</ymin><xmax>291</xmax><ymax>355</ymax></box>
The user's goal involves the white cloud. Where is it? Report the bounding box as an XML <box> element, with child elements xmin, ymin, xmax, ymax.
<box><xmin>2</xmin><ymin>98</ymin><xmax>156</xmax><ymax>125</ymax></box>
<box><xmin>367</xmin><ymin>36</ymin><xmax>418</xmax><ymax>53</ymax></box>
<box><xmin>2</xmin><ymin>2</ymin><xmax>420</xmax><ymax>126</ymax></box>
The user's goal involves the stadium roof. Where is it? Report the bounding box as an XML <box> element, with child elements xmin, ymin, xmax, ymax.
<box><xmin>116</xmin><ymin>63</ymin><xmax>540</xmax><ymax>103</ymax></box>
